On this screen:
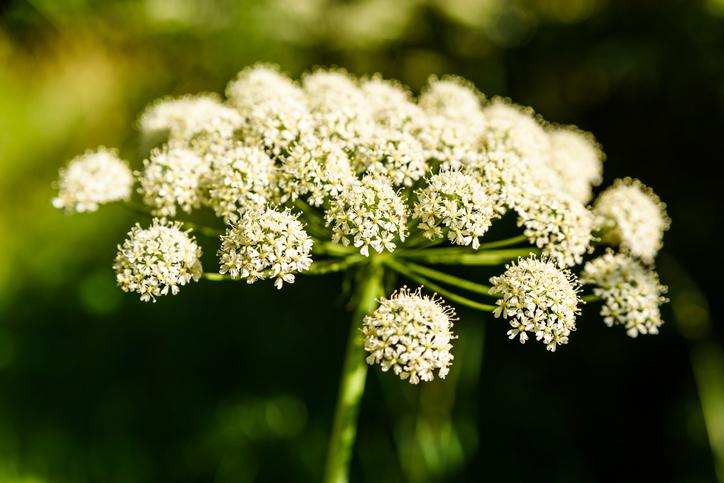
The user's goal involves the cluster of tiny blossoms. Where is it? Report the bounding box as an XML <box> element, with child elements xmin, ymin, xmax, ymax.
<box><xmin>581</xmin><ymin>251</ymin><xmax>668</xmax><ymax>337</ymax></box>
<box><xmin>113</xmin><ymin>219</ymin><xmax>203</xmax><ymax>302</ymax></box>
<box><xmin>54</xmin><ymin>64</ymin><xmax>672</xmax><ymax>383</ymax></box>
<box><xmin>490</xmin><ymin>257</ymin><xmax>581</xmax><ymax>352</ymax></box>
<box><xmin>363</xmin><ymin>287</ymin><xmax>456</xmax><ymax>384</ymax></box>
<box><xmin>53</xmin><ymin>147</ymin><xmax>133</xmax><ymax>213</ymax></box>
<box><xmin>219</xmin><ymin>207</ymin><xmax>313</xmax><ymax>289</ymax></box>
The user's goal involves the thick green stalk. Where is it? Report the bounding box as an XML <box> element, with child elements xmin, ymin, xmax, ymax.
<box><xmin>323</xmin><ymin>259</ymin><xmax>385</xmax><ymax>483</ymax></box>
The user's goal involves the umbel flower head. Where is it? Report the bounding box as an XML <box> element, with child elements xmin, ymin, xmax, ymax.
<box><xmin>413</xmin><ymin>169</ymin><xmax>497</xmax><ymax>249</ymax></box>
<box><xmin>114</xmin><ymin>218</ymin><xmax>203</xmax><ymax>302</ymax></box>
<box><xmin>302</xmin><ymin>68</ymin><xmax>375</xmax><ymax>150</ymax></box>
<box><xmin>225</xmin><ymin>64</ymin><xmax>311</xmax><ymax>156</ymax></box>
<box><xmin>581</xmin><ymin>251</ymin><xmax>668</xmax><ymax>337</ymax></box>
<box><xmin>204</xmin><ymin>142</ymin><xmax>277</xmax><ymax>223</ymax></box>
<box><xmin>325</xmin><ymin>174</ymin><xmax>408</xmax><ymax>256</ymax></box>
<box><xmin>592</xmin><ymin>177</ymin><xmax>670</xmax><ymax>263</ymax></box>
<box><xmin>52</xmin><ymin>147</ymin><xmax>133</xmax><ymax>213</ymax></box>
<box><xmin>278</xmin><ymin>135</ymin><xmax>357</xmax><ymax>207</ymax></box>
<box><xmin>138</xmin><ymin>143</ymin><xmax>209</xmax><ymax>217</ymax></box>
<box><xmin>419</xmin><ymin>76</ymin><xmax>485</xmax><ymax>123</ymax></box>
<box><xmin>363</xmin><ymin>287</ymin><xmax>457</xmax><ymax>384</ymax></box>
<box><xmin>546</xmin><ymin>126</ymin><xmax>604</xmax><ymax>203</ymax></box>
<box><xmin>516</xmin><ymin>190</ymin><xmax>594</xmax><ymax>267</ymax></box>
<box><xmin>53</xmin><ymin>65</ymin><xmax>671</xmax><ymax>365</ymax></box>
<box><xmin>138</xmin><ymin>93</ymin><xmax>243</xmax><ymax>141</ymax></box>
<box><xmin>218</xmin><ymin>207</ymin><xmax>313</xmax><ymax>289</ymax></box>
<box><xmin>479</xmin><ymin>99</ymin><xmax>551</xmax><ymax>168</ymax></box>
<box><xmin>490</xmin><ymin>256</ymin><xmax>581</xmax><ymax>352</ymax></box>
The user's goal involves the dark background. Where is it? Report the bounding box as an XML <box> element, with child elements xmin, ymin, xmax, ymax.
<box><xmin>0</xmin><ymin>0</ymin><xmax>722</xmax><ymax>481</ymax></box>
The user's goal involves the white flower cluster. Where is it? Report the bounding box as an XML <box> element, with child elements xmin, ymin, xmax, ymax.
<box><xmin>205</xmin><ymin>143</ymin><xmax>276</xmax><ymax>223</ymax></box>
<box><xmin>138</xmin><ymin>143</ymin><xmax>208</xmax><ymax>217</ymax></box>
<box><xmin>413</xmin><ymin>169</ymin><xmax>497</xmax><ymax>248</ymax></box>
<box><xmin>52</xmin><ymin>147</ymin><xmax>133</xmax><ymax>213</ymax></box>
<box><xmin>302</xmin><ymin>69</ymin><xmax>375</xmax><ymax>151</ymax></box>
<box><xmin>325</xmin><ymin>175</ymin><xmax>408</xmax><ymax>256</ymax></box>
<box><xmin>139</xmin><ymin>93</ymin><xmax>243</xmax><ymax>141</ymax></box>
<box><xmin>419</xmin><ymin>76</ymin><xmax>485</xmax><ymax>123</ymax></box>
<box><xmin>490</xmin><ymin>257</ymin><xmax>581</xmax><ymax>352</ymax></box>
<box><xmin>363</xmin><ymin>287</ymin><xmax>457</xmax><ymax>384</ymax></box>
<box><xmin>278</xmin><ymin>135</ymin><xmax>357</xmax><ymax>207</ymax></box>
<box><xmin>581</xmin><ymin>252</ymin><xmax>668</xmax><ymax>337</ymax></box>
<box><xmin>592</xmin><ymin>177</ymin><xmax>670</xmax><ymax>263</ymax></box>
<box><xmin>547</xmin><ymin>126</ymin><xmax>604</xmax><ymax>203</ymax></box>
<box><xmin>114</xmin><ymin>219</ymin><xmax>203</xmax><ymax>302</ymax></box>
<box><xmin>517</xmin><ymin>191</ymin><xmax>594</xmax><ymax>267</ymax></box>
<box><xmin>54</xmin><ymin>64</ymin><xmax>670</xmax><ymax>343</ymax></box>
<box><xmin>226</xmin><ymin>64</ymin><xmax>310</xmax><ymax>156</ymax></box>
<box><xmin>218</xmin><ymin>207</ymin><xmax>313</xmax><ymax>289</ymax></box>
<box><xmin>478</xmin><ymin>100</ymin><xmax>551</xmax><ymax>168</ymax></box>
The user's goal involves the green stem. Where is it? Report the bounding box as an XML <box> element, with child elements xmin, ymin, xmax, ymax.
<box><xmin>314</xmin><ymin>241</ymin><xmax>358</xmax><ymax>257</ymax></box>
<box><xmin>182</xmin><ymin>221</ymin><xmax>224</xmax><ymax>238</ymax></box>
<box><xmin>305</xmin><ymin>256</ymin><xmax>365</xmax><ymax>275</ymax></box>
<box><xmin>582</xmin><ymin>294</ymin><xmax>602</xmax><ymax>303</ymax></box>
<box><xmin>123</xmin><ymin>202</ymin><xmax>223</xmax><ymax>237</ymax></box>
<box><xmin>477</xmin><ymin>234</ymin><xmax>528</xmax><ymax>249</ymax></box>
<box><xmin>323</xmin><ymin>260</ymin><xmax>385</xmax><ymax>483</ymax></box>
<box><xmin>202</xmin><ymin>273</ymin><xmax>232</xmax><ymax>281</ymax></box>
<box><xmin>397</xmin><ymin>247</ymin><xmax>537</xmax><ymax>265</ymax></box>
<box><xmin>404</xmin><ymin>261</ymin><xmax>495</xmax><ymax>296</ymax></box>
<box><xmin>690</xmin><ymin>340</ymin><xmax>724</xmax><ymax>483</ymax></box>
<box><xmin>384</xmin><ymin>259</ymin><xmax>495</xmax><ymax>312</ymax></box>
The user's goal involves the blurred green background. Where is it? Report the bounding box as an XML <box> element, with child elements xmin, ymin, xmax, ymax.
<box><xmin>1</xmin><ymin>0</ymin><xmax>724</xmax><ymax>481</ymax></box>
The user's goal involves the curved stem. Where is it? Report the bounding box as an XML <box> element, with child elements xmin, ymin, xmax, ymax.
<box><xmin>404</xmin><ymin>261</ymin><xmax>496</xmax><ymax>297</ymax></box>
<box><xmin>324</xmin><ymin>260</ymin><xmax>385</xmax><ymax>483</ymax></box>
<box><xmin>384</xmin><ymin>259</ymin><xmax>495</xmax><ymax>312</ymax></box>
<box><xmin>477</xmin><ymin>234</ymin><xmax>528</xmax><ymax>249</ymax></box>
<box><xmin>183</xmin><ymin>221</ymin><xmax>224</xmax><ymax>238</ymax></box>
<box><xmin>202</xmin><ymin>273</ymin><xmax>232</xmax><ymax>281</ymax></box>
<box><xmin>582</xmin><ymin>294</ymin><xmax>602</xmax><ymax>303</ymax></box>
<box><xmin>305</xmin><ymin>256</ymin><xmax>365</xmax><ymax>275</ymax></box>
<box><xmin>397</xmin><ymin>247</ymin><xmax>537</xmax><ymax>265</ymax></box>
<box><xmin>123</xmin><ymin>202</ymin><xmax>224</xmax><ymax>237</ymax></box>
<box><xmin>314</xmin><ymin>241</ymin><xmax>358</xmax><ymax>257</ymax></box>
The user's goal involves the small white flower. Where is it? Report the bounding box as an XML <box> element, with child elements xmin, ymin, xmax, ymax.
<box><xmin>419</xmin><ymin>76</ymin><xmax>485</xmax><ymax>123</ymax></box>
<box><xmin>516</xmin><ymin>190</ymin><xmax>594</xmax><ymax>267</ymax></box>
<box><xmin>114</xmin><ymin>219</ymin><xmax>203</xmax><ymax>302</ymax></box>
<box><xmin>205</xmin><ymin>142</ymin><xmax>277</xmax><ymax>223</ymax></box>
<box><xmin>325</xmin><ymin>174</ymin><xmax>408</xmax><ymax>256</ymax></box>
<box><xmin>363</xmin><ymin>287</ymin><xmax>457</xmax><ymax>384</ymax></box>
<box><xmin>361</xmin><ymin>76</ymin><xmax>423</xmax><ymax>131</ymax></box>
<box><xmin>547</xmin><ymin>126</ymin><xmax>604</xmax><ymax>203</ymax></box>
<box><xmin>490</xmin><ymin>256</ymin><xmax>581</xmax><ymax>351</ymax></box>
<box><xmin>418</xmin><ymin>113</ymin><xmax>480</xmax><ymax>168</ymax></box>
<box><xmin>581</xmin><ymin>251</ymin><xmax>668</xmax><ymax>337</ymax></box>
<box><xmin>357</xmin><ymin>128</ymin><xmax>427</xmax><ymax>186</ymax></box>
<box><xmin>479</xmin><ymin>99</ymin><xmax>551</xmax><ymax>168</ymax></box>
<box><xmin>138</xmin><ymin>93</ymin><xmax>243</xmax><ymax>141</ymax></box>
<box><xmin>302</xmin><ymin>68</ymin><xmax>376</xmax><ymax>150</ymax></box>
<box><xmin>278</xmin><ymin>135</ymin><xmax>357</xmax><ymax>207</ymax></box>
<box><xmin>413</xmin><ymin>169</ymin><xmax>497</xmax><ymax>248</ymax></box>
<box><xmin>138</xmin><ymin>143</ymin><xmax>209</xmax><ymax>217</ymax></box>
<box><xmin>592</xmin><ymin>177</ymin><xmax>670</xmax><ymax>263</ymax></box>
<box><xmin>218</xmin><ymin>207</ymin><xmax>313</xmax><ymax>289</ymax></box>
<box><xmin>226</xmin><ymin>64</ymin><xmax>311</xmax><ymax>156</ymax></box>
<box><xmin>53</xmin><ymin>147</ymin><xmax>133</xmax><ymax>213</ymax></box>
<box><xmin>474</xmin><ymin>149</ymin><xmax>551</xmax><ymax>214</ymax></box>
